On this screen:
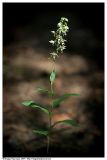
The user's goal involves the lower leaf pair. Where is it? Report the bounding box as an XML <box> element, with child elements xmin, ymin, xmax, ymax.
<box><xmin>32</xmin><ymin>119</ymin><xmax>79</xmax><ymax>138</ymax></box>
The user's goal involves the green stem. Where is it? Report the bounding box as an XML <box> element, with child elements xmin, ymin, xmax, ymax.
<box><xmin>47</xmin><ymin>135</ymin><xmax>50</xmax><ymax>154</ymax></box>
<box><xmin>51</xmin><ymin>82</ymin><xmax>54</xmax><ymax>94</ymax></box>
<box><xmin>47</xmin><ymin>111</ymin><xmax>52</xmax><ymax>154</ymax></box>
<box><xmin>47</xmin><ymin>63</ymin><xmax>55</xmax><ymax>154</ymax></box>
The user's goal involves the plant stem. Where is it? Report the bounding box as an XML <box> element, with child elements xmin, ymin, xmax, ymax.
<box><xmin>47</xmin><ymin>60</ymin><xmax>55</xmax><ymax>155</ymax></box>
<box><xmin>47</xmin><ymin>83</ymin><xmax>53</xmax><ymax>154</ymax></box>
<box><xmin>47</xmin><ymin>135</ymin><xmax>50</xmax><ymax>154</ymax></box>
<box><xmin>51</xmin><ymin>82</ymin><xmax>54</xmax><ymax>94</ymax></box>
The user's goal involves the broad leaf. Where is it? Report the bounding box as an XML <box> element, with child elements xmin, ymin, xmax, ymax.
<box><xmin>52</xmin><ymin>93</ymin><xmax>80</xmax><ymax>108</ymax></box>
<box><xmin>52</xmin><ymin>119</ymin><xmax>79</xmax><ymax>128</ymax></box>
<box><xmin>33</xmin><ymin>130</ymin><xmax>48</xmax><ymax>136</ymax></box>
<box><xmin>22</xmin><ymin>100</ymin><xmax>49</xmax><ymax>115</ymax></box>
<box><xmin>50</xmin><ymin>69</ymin><xmax>56</xmax><ymax>83</ymax></box>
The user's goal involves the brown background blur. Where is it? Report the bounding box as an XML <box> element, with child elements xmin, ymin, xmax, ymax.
<box><xmin>3</xmin><ymin>3</ymin><xmax>104</xmax><ymax>157</ymax></box>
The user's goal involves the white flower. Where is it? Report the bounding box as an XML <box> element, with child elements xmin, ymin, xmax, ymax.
<box><xmin>57</xmin><ymin>22</ymin><xmax>61</xmax><ymax>27</ymax></box>
<box><xmin>50</xmin><ymin>52</ymin><xmax>58</xmax><ymax>60</ymax></box>
<box><xmin>49</xmin><ymin>17</ymin><xmax>69</xmax><ymax>60</ymax></box>
<box><xmin>49</xmin><ymin>40</ymin><xmax>54</xmax><ymax>44</ymax></box>
<box><xmin>51</xmin><ymin>31</ymin><xmax>55</xmax><ymax>34</ymax></box>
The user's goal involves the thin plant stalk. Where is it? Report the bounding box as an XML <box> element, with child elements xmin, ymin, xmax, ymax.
<box><xmin>47</xmin><ymin>135</ymin><xmax>50</xmax><ymax>154</ymax></box>
<box><xmin>47</xmin><ymin>61</ymin><xmax>55</xmax><ymax>154</ymax></box>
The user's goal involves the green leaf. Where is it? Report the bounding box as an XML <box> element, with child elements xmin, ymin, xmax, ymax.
<box><xmin>52</xmin><ymin>119</ymin><xmax>79</xmax><ymax>128</ymax></box>
<box><xmin>36</xmin><ymin>87</ymin><xmax>55</xmax><ymax>97</ymax></box>
<box><xmin>36</xmin><ymin>87</ymin><xmax>48</xmax><ymax>93</ymax></box>
<box><xmin>52</xmin><ymin>93</ymin><xmax>80</xmax><ymax>108</ymax></box>
<box><xmin>22</xmin><ymin>101</ymin><xmax>49</xmax><ymax>115</ymax></box>
<box><xmin>33</xmin><ymin>130</ymin><xmax>48</xmax><ymax>136</ymax></box>
<box><xmin>50</xmin><ymin>69</ymin><xmax>56</xmax><ymax>83</ymax></box>
<box><xmin>22</xmin><ymin>100</ymin><xmax>34</xmax><ymax>106</ymax></box>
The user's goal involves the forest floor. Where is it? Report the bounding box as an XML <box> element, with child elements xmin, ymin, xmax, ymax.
<box><xmin>3</xmin><ymin>41</ymin><xmax>104</xmax><ymax>157</ymax></box>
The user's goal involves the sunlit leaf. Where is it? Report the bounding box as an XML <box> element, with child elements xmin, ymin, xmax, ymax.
<box><xmin>22</xmin><ymin>100</ymin><xmax>34</xmax><ymax>106</ymax></box>
<box><xmin>22</xmin><ymin>101</ymin><xmax>49</xmax><ymax>115</ymax></box>
<box><xmin>52</xmin><ymin>93</ymin><xmax>80</xmax><ymax>108</ymax></box>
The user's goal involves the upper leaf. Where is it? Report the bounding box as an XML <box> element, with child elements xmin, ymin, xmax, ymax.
<box><xmin>33</xmin><ymin>129</ymin><xmax>48</xmax><ymax>136</ymax></box>
<box><xmin>50</xmin><ymin>69</ymin><xmax>56</xmax><ymax>83</ymax></box>
<box><xmin>52</xmin><ymin>119</ymin><xmax>79</xmax><ymax>128</ymax></box>
<box><xmin>36</xmin><ymin>87</ymin><xmax>48</xmax><ymax>93</ymax></box>
<box><xmin>52</xmin><ymin>93</ymin><xmax>80</xmax><ymax>108</ymax></box>
<box><xmin>22</xmin><ymin>100</ymin><xmax>49</xmax><ymax>115</ymax></box>
<box><xmin>36</xmin><ymin>87</ymin><xmax>55</xmax><ymax>97</ymax></box>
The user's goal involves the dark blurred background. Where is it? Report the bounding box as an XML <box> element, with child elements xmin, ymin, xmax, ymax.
<box><xmin>3</xmin><ymin>3</ymin><xmax>104</xmax><ymax>157</ymax></box>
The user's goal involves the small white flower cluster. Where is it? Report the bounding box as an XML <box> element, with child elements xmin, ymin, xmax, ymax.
<box><xmin>49</xmin><ymin>17</ymin><xmax>69</xmax><ymax>60</ymax></box>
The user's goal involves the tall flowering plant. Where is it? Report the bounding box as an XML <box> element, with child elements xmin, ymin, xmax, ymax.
<box><xmin>22</xmin><ymin>17</ymin><xmax>80</xmax><ymax>154</ymax></box>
